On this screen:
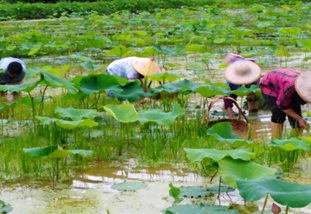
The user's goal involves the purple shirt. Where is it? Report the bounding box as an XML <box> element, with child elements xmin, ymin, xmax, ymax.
<box><xmin>259</xmin><ymin>68</ymin><xmax>306</xmax><ymax>110</ymax></box>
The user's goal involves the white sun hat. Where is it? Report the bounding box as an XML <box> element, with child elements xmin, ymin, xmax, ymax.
<box><xmin>295</xmin><ymin>71</ymin><xmax>311</xmax><ymax>103</ymax></box>
<box><xmin>225</xmin><ymin>60</ymin><xmax>261</xmax><ymax>85</ymax></box>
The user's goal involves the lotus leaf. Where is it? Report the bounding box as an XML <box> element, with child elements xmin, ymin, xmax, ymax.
<box><xmin>36</xmin><ymin>116</ymin><xmax>98</xmax><ymax>129</ymax></box>
<box><xmin>103</xmin><ymin>104</ymin><xmax>139</xmax><ymax>123</ymax></box>
<box><xmin>183</xmin><ymin>148</ymin><xmax>255</xmax><ymax>163</ymax></box>
<box><xmin>196</xmin><ymin>82</ymin><xmax>231</xmax><ymax>98</ymax></box>
<box><xmin>138</xmin><ymin>102</ymin><xmax>185</xmax><ymax>125</ymax></box>
<box><xmin>0</xmin><ymin>80</ymin><xmax>40</xmax><ymax>93</ymax></box>
<box><xmin>206</xmin><ymin>122</ymin><xmax>253</xmax><ymax>148</ymax></box>
<box><xmin>111</xmin><ymin>181</ymin><xmax>147</xmax><ymax>191</ymax></box>
<box><xmin>0</xmin><ymin>200</ymin><xmax>13</xmax><ymax>213</ymax></box>
<box><xmin>164</xmin><ymin>204</ymin><xmax>239</xmax><ymax>214</ymax></box>
<box><xmin>23</xmin><ymin>145</ymin><xmax>58</xmax><ymax>157</ymax></box>
<box><xmin>55</xmin><ymin>107</ymin><xmax>98</xmax><ymax>121</ymax></box>
<box><xmin>151</xmin><ymin>79</ymin><xmax>204</xmax><ymax>95</ymax></box>
<box><xmin>232</xmin><ymin>84</ymin><xmax>262</xmax><ymax>97</ymax></box>
<box><xmin>237</xmin><ymin>178</ymin><xmax>311</xmax><ymax>208</ymax></box>
<box><xmin>112</xmin><ymin>81</ymin><xmax>152</xmax><ymax>102</ymax></box>
<box><xmin>79</xmin><ymin>74</ymin><xmax>122</xmax><ymax>95</ymax></box>
<box><xmin>270</xmin><ymin>137</ymin><xmax>311</xmax><ymax>151</ymax></box>
<box><xmin>147</xmin><ymin>72</ymin><xmax>181</xmax><ymax>82</ymax></box>
<box><xmin>40</xmin><ymin>70</ymin><xmax>77</xmax><ymax>94</ymax></box>
<box><xmin>218</xmin><ymin>157</ymin><xmax>276</xmax><ymax>188</ymax></box>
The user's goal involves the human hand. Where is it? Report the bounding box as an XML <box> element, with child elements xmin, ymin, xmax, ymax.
<box><xmin>298</xmin><ymin>117</ymin><xmax>307</xmax><ymax>128</ymax></box>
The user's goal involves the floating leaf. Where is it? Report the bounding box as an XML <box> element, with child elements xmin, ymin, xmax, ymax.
<box><xmin>164</xmin><ymin>205</ymin><xmax>239</xmax><ymax>214</ymax></box>
<box><xmin>112</xmin><ymin>181</ymin><xmax>147</xmax><ymax>191</ymax></box>
<box><xmin>55</xmin><ymin>107</ymin><xmax>98</xmax><ymax>121</ymax></box>
<box><xmin>219</xmin><ymin>157</ymin><xmax>276</xmax><ymax>188</ymax></box>
<box><xmin>237</xmin><ymin>178</ymin><xmax>311</xmax><ymax>208</ymax></box>
<box><xmin>184</xmin><ymin>148</ymin><xmax>255</xmax><ymax>163</ymax></box>
<box><xmin>103</xmin><ymin>104</ymin><xmax>139</xmax><ymax>123</ymax></box>
<box><xmin>138</xmin><ymin>102</ymin><xmax>185</xmax><ymax>125</ymax></box>
<box><xmin>179</xmin><ymin>186</ymin><xmax>234</xmax><ymax>198</ymax></box>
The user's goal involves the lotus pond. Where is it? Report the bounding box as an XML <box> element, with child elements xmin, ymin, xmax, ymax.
<box><xmin>2</xmin><ymin>3</ymin><xmax>311</xmax><ymax>214</ymax></box>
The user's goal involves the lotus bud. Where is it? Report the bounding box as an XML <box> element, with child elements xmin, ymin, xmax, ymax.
<box><xmin>271</xmin><ymin>203</ymin><xmax>281</xmax><ymax>214</ymax></box>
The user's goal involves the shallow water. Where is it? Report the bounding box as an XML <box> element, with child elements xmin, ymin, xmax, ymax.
<box><xmin>3</xmin><ymin>16</ymin><xmax>311</xmax><ymax>214</ymax></box>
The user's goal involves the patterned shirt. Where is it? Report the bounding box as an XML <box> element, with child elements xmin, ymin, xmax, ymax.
<box><xmin>259</xmin><ymin>68</ymin><xmax>306</xmax><ymax>110</ymax></box>
<box><xmin>0</xmin><ymin>57</ymin><xmax>26</xmax><ymax>84</ymax></box>
<box><xmin>106</xmin><ymin>57</ymin><xmax>141</xmax><ymax>81</ymax></box>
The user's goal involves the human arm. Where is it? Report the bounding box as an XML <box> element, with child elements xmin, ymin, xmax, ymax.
<box><xmin>283</xmin><ymin>108</ymin><xmax>307</xmax><ymax>128</ymax></box>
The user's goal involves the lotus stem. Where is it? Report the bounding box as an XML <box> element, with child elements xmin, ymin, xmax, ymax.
<box><xmin>260</xmin><ymin>194</ymin><xmax>269</xmax><ymax>214</ymax></box>
<box><xmin>218</xmin><ymin>176</ymin><xmax>221</xmax><ymax>205</ymax></box>
<box><xmin>285</xmin><ymin>206</ymin><xmax>289</xmax><ymax>214</ymax></box>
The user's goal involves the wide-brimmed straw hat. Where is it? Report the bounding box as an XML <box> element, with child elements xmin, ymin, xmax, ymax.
<box><xmin>225</xmin><ymin>60</ymin><xmax>261</xmax><ymax>85</ymax></box>
<box><xmin>132</xmin><ymin>57</ymin><xmax>160</xmax><ymax>76</ymax></box>
<box><xmin>295</xmin><ymin>71</ymin><xmax>311</xmax><ymax>103</ymax></box>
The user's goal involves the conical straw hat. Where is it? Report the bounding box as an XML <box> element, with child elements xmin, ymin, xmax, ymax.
<box><xmin>295</xmin><ymin>71</ymin><xmax>311</xmax><ymax>103</ymax></box>
<box><xmin>225</xmin><ymin>60</ymin><xmax>261</xmax><ymax>85</ymax></box>
<box><xmin>132</xmin><ymin>58</ymin><xmax>160</xmax><ymax>76</ymax></box>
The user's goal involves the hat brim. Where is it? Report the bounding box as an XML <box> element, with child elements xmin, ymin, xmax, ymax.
<box><xmin>132</xmin><ymin>58</ymin><xmax>159</xmax><ymax>76</ymax></box>
<box><xmin>225</xmin><ymin>61</ymin><xmax>261</xmax><ymax>85</ymax></box>
<box><xmin>295</xmin><ymin>71</ymin><xmax>311</xmax><ymax>103</ymax></box>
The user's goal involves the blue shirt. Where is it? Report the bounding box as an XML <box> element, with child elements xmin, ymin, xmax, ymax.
<box><xmin>106</xmin><ymin>57</ymin><xmax>141</xmax><ymax>81</ymax></box>
<box><xmin>0</xmin><ymin>57</ymin><xmax>26</xmax><ymax>84</ymax></box>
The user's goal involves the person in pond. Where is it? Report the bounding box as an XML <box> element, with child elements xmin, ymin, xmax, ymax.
<box><xmin>106</xmin><ymin>57</ymin><xmax>162</xmax><ymax>102</ymax></box>
<box><xmin>259</xmin><ymin>68</ymin><xmax>311</xmax><ymax>139</ymax></box>
<box><xmin>0</xmin><ymin>57</ymin><xmax>27</xmax><ymax>100</ymax></box>
<box><xmin>223</xmin><ymin>53</ymin><xmax>262</xmax><ymax>118</ymax></box>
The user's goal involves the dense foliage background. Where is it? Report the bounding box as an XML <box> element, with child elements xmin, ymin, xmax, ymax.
<box><xmin>0</xmin><ymin>0</ymin><xmax>305</xmax><ymax>20</ymax></box>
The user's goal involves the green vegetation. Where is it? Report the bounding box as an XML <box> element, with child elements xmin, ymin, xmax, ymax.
<box><xmin>1</xmin><ymin>2</ymin><xmax>311</xmax><ymax>213</ymax></box>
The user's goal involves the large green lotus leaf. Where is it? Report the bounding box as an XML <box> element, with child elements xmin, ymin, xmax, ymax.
<box><xmin>151</xmin><ymin>79</ymin><xmax>204</xmax><ymax>95</ymax></box>
<box><xmin>112</xmin><ymin>81</ymin><xmax>152</xmax><ymax>102</ymax></box>
<box><xmin>219</xmin><ymin>157</ymin><xmax>276</xmax><ymax>188</ymax></box>
<box><xmin>55</xmin><ymin>107</ymin><xmax>98</xmax><ymax>120</ymax></box>
<box><xmin>232</xmin><ymin>84</ymin><xmax>262</xmax><ymax>97</ymax></box>
<box><xmin>148</xmin><ymin>72</ymin><xmax>181</xmax><ymax>82</ymax></box>
<box><xmin>23</xmin><ymin>145</ymin><xmax>58</xmax><ymax>157</ymax></box>
<box><xmin>68</xmin><ymin>75</ymin><xmax>85</xmax><ymax>88</ymax></box>
<box><xmin>36</xmin><ymin>116</ymin><xmax>98</xmax><ymax>129</ymax></box>
<box><xmin>103</xmin><ymin>104</ymin><xmax>139</xmax><ymax>123</ymax></box>
<box><xmin>111</xmin><ymin>181</ymin><xmax>147</xmax><ymax>191</ymax></box>
<box><xmin>237</xmin><ymin>178</ymin><xmax>311</xmax><ymax>208</ymax></box>
<box><xmin>0</xmin><ymin>80</ymin><xmax>40</xmax><ymax>93</ymax></box>
<box><xmin>164</xmin><ymin>205</ymin><xmax>239</xmax><ymax>214</ymax></box>
<box><xmin>79</xmin><ymin>74</ymin><xmax>123</xmax><ymax>95</ymax></box>
<box><xmin>206</xmin><ymin>122</ymin><xmax>253</xmax><ymax>148</ymax></box>
<box><xmin>138</xmin><ymin>102</ymin><xmax>185</xmax><ymax>125</ymax></box>
<box><xmin>40</xmin><ymin>70</ymin><xmax>77</xmax><ymax>94</ymax></box>
<box><xmin>270</xmin><ymin>137</ymin><xmax>311</xmax><ymax>151</ymax></box>
<box><xmin>196</xmin><ymin>82</ymin><xmax>232</xmax><ymax>98</ymax></box>
<box><xmin>184</xmin><ymin>148</ymin><xmax>255</xmax><ymax>163</ymax></box>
